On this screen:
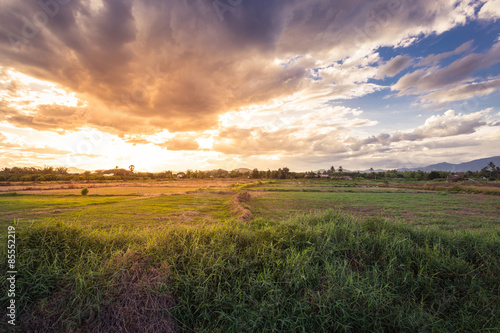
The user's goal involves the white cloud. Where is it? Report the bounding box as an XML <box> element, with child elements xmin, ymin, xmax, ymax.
<box><xmin>478</xmin><ymin>0</ymin><xmax>500</xmax><ymax>20</ymax></box>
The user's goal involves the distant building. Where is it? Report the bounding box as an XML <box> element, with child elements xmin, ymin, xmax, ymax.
<box><xmin>447</xmin><ymin>172</ymin><xmax>465</xmax><ymax>182</ymax></box>
<box><xmin>330</xmin><ymin>176</ymin><xmax>353</xmax><ymax>180</ymax></box>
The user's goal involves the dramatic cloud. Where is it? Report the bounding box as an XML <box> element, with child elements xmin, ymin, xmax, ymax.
<box><xmin>211</xmin><ymin>105</ymin><xmax>377</xmax><ymax>156</ymax></box>
<box><xmin>0</xmin><ymin>0</ymin><xmax>484</xmax><ymax>135</ymax></box>
<box><xmin>393</xmin><ymin>41</ymin><xmax>500</xmax><ymax>95</ymax></box>
<box><xmin>1</xmin><ymin>0</ymin><xmax>500</xmax><ymax>171</ymax></box>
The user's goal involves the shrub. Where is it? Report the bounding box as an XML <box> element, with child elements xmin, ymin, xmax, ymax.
<box><xmin>81</xmin><ymin>187</ymin><xmax>89</xmax><ymax>196</ymax></box>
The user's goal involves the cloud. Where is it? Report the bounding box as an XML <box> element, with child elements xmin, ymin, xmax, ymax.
<box><xmin>478</xmin><ymin>0</ymin><xmax>500</xmax><ymax>20</ymax></box>
<box><xmin>348</xmin><ymin>110</ymin><xmax>488</xmax><ymax>151</ymax></box>
<box><xmin>417</xmin><ymin>41</ymin><xmax>473</xmax><ymax>67</ymax></box>
<box><xmin>0</xmin><ymin>0</ymin><xmax>483</xmax><ymax>135</ymax></box>
<box><xmin>0</xmin><ymin>131</ymin><xmax>97</xmax><ymax>157</ymax></box>
<box><xmin>391</xmin><ymin>41</ymin><xmax>500</xmax><ymax>106</ymax></box>
<box><xmin>421</xmin><ymin>76</ymin><xmax>500</xmax><ymax>104</ymax></box>
<box><xmin>411</xmin><ymin>110</ymin><xmax>486</xmax><ymax>138</ymax></box>
<box><xmin>376</xmin><ymin>55</ymin><xmax>412</xmax><ymax>78</ymax></box>
<box><xmin>211</xmin><ymin>105</ymin><xmax>377</xmax><ymax>156</ymax></box>
<box><xmin>159</xmin><ymin>139</ymin><xmax>199</xmax><ymax>151</ymax></box>
<box><xmin>393</xmin><ymin>41</ymin><xmax>500</xmax><ymax>95</ymax></box>
<box><xmin>6</xmin><ymin>105</ymin><xmax>88</xmax><ymax>131</ymax></box>
<box><xmin>2</xmin><ymin>0</ymin><xmax>498</xmax><ymax>172</ymax></box>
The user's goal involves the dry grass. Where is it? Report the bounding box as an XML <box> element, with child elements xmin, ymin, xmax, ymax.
<box><xmin>21</xmin><ymin>251</ymin><xmax>178</xmax><ymax>333</ymax></box>
<box><xmin>87</xmin><ymin>252</ymin><xmax>177</xmax><ymax>333</ymax></box>
<box><xmin>0</xmin><ymin>179</ymin><xmax>255</xmax><ymax>196</ymax></box>
<box><xmin>229</xmin><ymin>191</ymin><xmax>253</xmax><ymax>221</ymax></box>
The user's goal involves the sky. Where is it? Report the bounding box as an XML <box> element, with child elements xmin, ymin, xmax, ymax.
<box><xmin>0</xmin><ymin>0</ymin><xmax>500</xmax><ymax>172</ymax></box>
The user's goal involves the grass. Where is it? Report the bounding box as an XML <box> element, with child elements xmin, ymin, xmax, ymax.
<box><xmin>247</xmin><ymin>186</ymin><xmax>500</xmax><ymax>233</ymax></box>
<box><xmin>1</xmin><ymin>210</ymin><xmax>499</xmax><ymax>332</ymax></box>
<box><xmin>0</xmin><ymin>180</ymin><xmax>499</xmax><ymax>331</ymax></box>
<box><xmin>0</xmin><ymin>193</ymin><xmax>233</xmax><ymax>233</ymax></box>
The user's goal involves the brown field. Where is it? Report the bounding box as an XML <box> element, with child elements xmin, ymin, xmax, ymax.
<box><xmin>0</xmin><ymin>179</ymin><xmax>254</xmax><ymax>196</ymax></box>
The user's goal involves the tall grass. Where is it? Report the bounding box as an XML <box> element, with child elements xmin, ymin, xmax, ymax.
<box><xmin>1</xmin><ymin>211</ymin><xmax>499</xmax><ymax>332</ymax></box>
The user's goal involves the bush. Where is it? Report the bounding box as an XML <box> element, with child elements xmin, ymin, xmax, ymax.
<box><xmin>20</xmin><ymin>175</ymin><xmax>36</xmax><ymax>181</ymax></box>
<box><xmin>427</xmin><ymin>170</ymin><xmax>441</xmax><ymax>180</ymax></box>
<box><xmin>81</xmin><ymin>187</ymin><xmax>89</xmax><ymax>196</ymax></box>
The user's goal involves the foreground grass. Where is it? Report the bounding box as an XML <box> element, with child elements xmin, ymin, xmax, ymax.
<box><xmin>1</xmin><ymin>211</ymin><xmax>499</xmax><ymax>332</ymax></box>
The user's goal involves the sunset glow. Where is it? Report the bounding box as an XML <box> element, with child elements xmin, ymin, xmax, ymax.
<box><xmin>1</xmin><ymin>0</ymin><xmax>500</xmax><ymax>171</ymax></box>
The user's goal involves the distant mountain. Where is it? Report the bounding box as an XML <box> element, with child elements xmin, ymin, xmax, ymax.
<box><xmin>361</xmin><ymin>168</ymin><xmax>385</xmax><ymax>173</ymax></box>
<box><xmin>398</xmin><ymin>156</ymin><xmax>500</xmax><ymax>172</ymax></box>
<box><xmin>232</xmin><ymin>168</ymin><xmax>253</xmax><ymax>173</ymax></box>
<box><xmin>67</xmin><ymin>167</ymin><xmax>86</xmax><ymax>174</ymax></box>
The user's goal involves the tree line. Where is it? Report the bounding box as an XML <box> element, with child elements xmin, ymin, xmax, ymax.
<box><xmin>0</xmin><ymin>163</ymin><xmax>499</xmax><ymax>182</ymax></box>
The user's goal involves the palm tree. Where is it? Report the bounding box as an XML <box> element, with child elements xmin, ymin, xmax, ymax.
<box><xmin>129</xmin><ymin>165</ymin><xmax>135</xmax><ymax>172</ymax></box>
<box><xmin>370</xmin><ymin>167</ymin><xmax>375</xmax><ymax>179</ymax></box>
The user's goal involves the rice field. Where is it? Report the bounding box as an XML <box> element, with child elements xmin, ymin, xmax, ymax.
<box><xmin>1</xmin><ymin>179</ymin><xmax>499</xmax><ymax>332</ymax></box>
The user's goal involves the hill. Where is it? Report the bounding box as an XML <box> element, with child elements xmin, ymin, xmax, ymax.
<box><xmin>67</xmin><ymin>167</ymin><xmax>87</xmax><ymax>174</ymax></box>
<box><xmin>232</xmin><ymin>168</ymin><xmax>253</xmax><ymax>173</ymax></box>
<box><xmin>398</xmin><ymin>156</ymin><xmax>500</xmax><ymax>172</ymax></box>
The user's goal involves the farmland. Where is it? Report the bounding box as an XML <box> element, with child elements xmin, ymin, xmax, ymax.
<box><xmin>1</xmin><ymin>179</ymin><xmax>499</xmax><ymax>332</ymax></box>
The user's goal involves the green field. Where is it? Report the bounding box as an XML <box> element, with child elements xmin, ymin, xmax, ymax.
<box><xmin>1</xmin><ymin>180</ymin><xmax>499</xmax><ymax>332</ymax></box>
<box><xmin>247</xmin><ymin>188</ymin><xmax>500</xmax><ymax>232</ymax></box>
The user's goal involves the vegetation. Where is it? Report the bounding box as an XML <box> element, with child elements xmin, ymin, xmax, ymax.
<box><xmin>81</xmin><ymin>187</ymin><xmax>89</xmax><ymax>196</ymax></box>
<box><xmin>1</xmin><ymin>210</ymin><xmax>498</xmax><ymax>332</ymax></box>
<box><xmin>247</xmin><ymin>186</ymin><xmax>500</xmax><ymax>232</ymax></box>
<box><xmin>0</xmin><ymin>177</ymin><xmax>498</xmax><ymax>331</ymax></box>
<box><xmin>1</xmin><ymin>162</ymin><xmax>499</xmax><ymax>182</ymax></box>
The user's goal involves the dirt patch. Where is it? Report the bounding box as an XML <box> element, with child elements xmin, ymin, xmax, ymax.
<box><xmin>185</xmin><ymin>190</ymin><xmax>234</xmax><ymax>195</ymax></box>
<box><xmin>88</xmin><ymin>252</ymin><xmax>177</xmax><ymax>333</ymax></box>
<box><xmin>229</xmin><ymin>191</ymin><xmax>253</xmax><ymax>221</ymax></box>
<box><xmin>21</xmin><ymin>251</ymin><xmax>178</xmax><ymax>333</ymax></box>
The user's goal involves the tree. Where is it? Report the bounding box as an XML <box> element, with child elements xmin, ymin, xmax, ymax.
<box><xmin>282</xmin><ymin>167</ymin><xmax>290</xmax><ymax>179</ymax></box>
<box><xmin>338</xmin><ymin>166</ymin><xmax>343</xmax><ymax>173</ymax></box>
<box><xmin>329</xmin><ymin>166</ymin><xmax>335</xmax><ymax>176</ymax></box>
<box><xmin>55</xmin><ymin>166</ymin><xmax>68</xmax><ymax>174</ymax></box>
<box><xmin>81</xmin><ymin>187</ymin><xmax>89</xmax><ymax>196</ymax></box>
<box><xmin>129</xmin><ymin>165</ymin><xmax>135</xmax><ymax>173</ymax></box>
<box><xmin>428</xmin><ymin>170</ymin><xmax>441</xmax><ymax>180</ymax></box>
<box><xmin>252</xmin><ymin>168</ymin><xmax>260</xmax><ymax>179</ymax></box>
